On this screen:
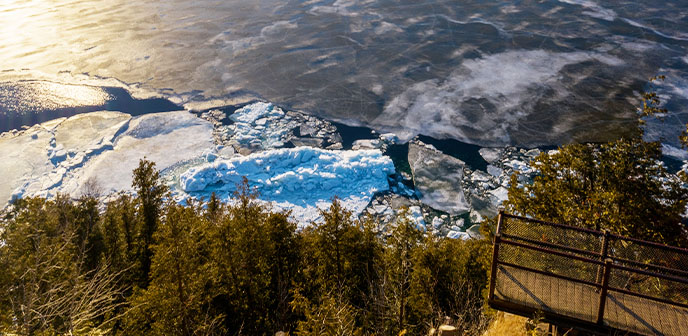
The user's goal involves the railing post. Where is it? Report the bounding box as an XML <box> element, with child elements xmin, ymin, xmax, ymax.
<box><xmin>488</xmin><ymin>211</ymin><xmax>504</xmax><ymax>302</ymax></box>
<box><xmin>596</xmin><ymin>230</ymin><xmax>610</xmax><ymax>285</ymax></box>
<box><xmin>596</xmin><ymin>258</ymin><xmax>612</xmax><ymax>325</ymax></box>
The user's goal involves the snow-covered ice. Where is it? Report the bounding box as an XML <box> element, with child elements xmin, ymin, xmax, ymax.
<box><xmin>407</xmin><ymin>205</ymin><xmax>426</xmax><ymax>231</ymax></box>
<box><xmin>352</xmin><ymin>139</ymin><xmax>382</xmax><ymax>150</ymax></box>
<box><xmin>486</xmin><ymin>164</ymin><xmax>503</xmax><ymax>177</ymax></box>
<box><xmin>177</xmin><ymin>147</ymin><xmax>395</xmax><ymax>225</ymax></box>
<box><xmin>479</xmin><ymin>148</ymin><xmax>502</xmax><ymax>163</ymax></box>
<box><xmin>488</xmin><ymin>187</ymin><xmax>509</xmax><ymax>206</ymax></box>
<box><xmin>447</xmin><ymin>230</ymin><xmax>470</xmax><ymax>240</ymax></box>
<box><xmin>209</xmin><ymin>102</ymin><xmax>342</xmax><ymax>153</ymax></box>
<box><xmin>0</xmin><ymin>123</ymin><xmax>58</xmax><ymax>204</ymax></box>
<box><xmin>662</xmin><ymin>144</ymin><xmax>688</xmax><ymax>161</ymax></box>
<box><xmin>6</xmin><ymin>110</ymin><xmax>216</xmax><ymax>202</ymax></box>
<box><xmin>225</xmin><ymin>102</ymin><xmax>293</xmax><ymax>149</ymax></box>
<box><xmin>0</xmin><ymin>109</ymin><xmax>402</xmax><ymax>226</ymax></box>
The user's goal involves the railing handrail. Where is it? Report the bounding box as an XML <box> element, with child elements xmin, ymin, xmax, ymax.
<box><xmin>609</xmin><ymin>255</ymin><xmax>688</xmax><ymax>279</ymax></box>
<box><xmin>502</xmin><ymin>213</ymin><xmax>688</xmax><ymax>254</ymax></box>
<box><xmin>608</xmin><ymin>233</ymin><xmax>688</xmax><ymax>255</ymax></box>
<box><xmin>497</xmin><ymin>237</ymin><xmax>688</xmax><ymax>285</ymax></box>
<box><xmin>491</xmin><ymin>212</ymin><xmax>688</xmax><ymax>326</ymax></box>
<box><xmin>499</xmin><ymin>237</ymin><xmax>606</xmax><ymax>266</ymax></box>
<box><xmin>501</xmin><ymin>232</ymin><xmax>603</xmax><ymax>258</ymax></box>
<box><xmin>501</xmin><ymin>213</ymin><xmax>604</xmax><ymax>235</ymax></box>
<box><xmin>498</xmin><ymin>213</ymin><xmax>688</xmax><ymax>277</ymax></box>
<box><xmin>611</xmin><ymin>262</ymin><xmax>688</xmax><ymax>286</ymax></box>
<box><xmin>497</xmin><ymin>261</ymin><xmax>602</xmax><ymax>288</ymax></box>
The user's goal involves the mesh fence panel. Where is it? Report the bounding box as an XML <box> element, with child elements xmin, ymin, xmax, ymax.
<box><xmin>493</xmin><ymin>214</ymin><xmax>688</xmax><ymax>334</ymax></box>
<box><xmin>606</xmin><ymin>236</ymin><xmax>688</xmax><ymax>305</ymax></box>
<box><xmin>497</xmin><ymin>214</ymin><xmax>688</xmax><ymax>303</ymax></box>
<box><xmin>608</xmin><ymin>267</ymin><xmax>688</xmax><ymax>305</ymax></box>
<box><xmin>498</xmin><ymin>243</ymin><xmax>599</xmax><ymax>283</ymax></box>
<box><xmin>500</xmin><ymin>215</ymin><xmax>603</xmax><ymax>255</ymax></box>
<box><xmin>608</xmin><ymin>236</ymin><xmax>688</xmax><ymax>277</ymax></box>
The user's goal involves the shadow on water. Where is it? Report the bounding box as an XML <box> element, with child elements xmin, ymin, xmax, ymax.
<box><xmin>662</xmin><ymin>155</ymin><xmax>685</xmax><ymax>174</ymax></box>
<box><xmin>330</xmin><ymin>121</ymin><xmax>377</xmax><ymax>149</ymax></box>
<box><xmin>329</xmin><ymin>121</ymin><xmax>495</xmax><ymax>173</ymax></box>
<box><xmin>416</xmin><ymin>135</ymin><xmax>488</xmax><ymax>171</ymax></box>
<box><xmin>0</xmin><ymin>81</ymin><xmax>181</xmax><ymax>133</ymax></box>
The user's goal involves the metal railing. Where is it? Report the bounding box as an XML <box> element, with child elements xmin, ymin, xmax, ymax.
<box><xmin>488</xmin><ymin>212</ymin><xmax>688</xmax><ymax>331</ymax></box>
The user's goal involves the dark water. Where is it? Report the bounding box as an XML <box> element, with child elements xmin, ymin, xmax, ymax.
<box><xmin>1</xmin><ymin>0</ymin><xmax>687</xmax><ymax>149</ymax></box>
<box><xmin>0</xmin><ymin>81</ymin><xmax>180</xmax><ymax>132</ymax></box>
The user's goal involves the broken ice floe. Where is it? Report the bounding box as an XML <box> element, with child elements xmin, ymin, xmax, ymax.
<box><xmin>0</xmin><ymin>100</ymin><xmax>577</xmax><ymax>239</ymax></box>
<box><xmin>0</xmin><ymin>109</ymin><xmax>402</xmax><ymax>227</ymax></box>
<box><xmin>6</xmin><ymin>110</ymin><xmax>215</xmax><ymax>202</ymax></box>
<box><xmin>407</xmin><ymin>141</ymin><xmax>471</xmax><ymax>216</ymax></box>
<box><xmin>200</xmin><ymin>102</ymin><xmax>342</xmax><ymax>154</ymax></box>
<box><xmin>176</xmin><ymin>147</ymin><xmax>395</xmax><ymax>226</ymax></box>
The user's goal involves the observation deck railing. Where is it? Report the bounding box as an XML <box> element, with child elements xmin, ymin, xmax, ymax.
<box><xmin>488</xmin><ymin>212</ymin><xmax>688</xmax><ymax>335</ymax></box>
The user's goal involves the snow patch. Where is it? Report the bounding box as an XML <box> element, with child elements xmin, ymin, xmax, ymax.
<box><xmin>178</xmin><ymin>147</ymin><xmax>395</xmax><ymax>225</ymax></box>
<box><xmin>5</xmin><ymin>110</ymin><xmax>215</xmax><ymax>202</ymax></box>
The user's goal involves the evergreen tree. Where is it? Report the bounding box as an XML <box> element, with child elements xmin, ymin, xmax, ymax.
<box><xmin>264</xmin><ymin>211</ymin><xmax>301</xmax><ymax>331</ymax></box>
<box><xmin>73</xmin><ymin>195</ymin><xmax>104</xmax><ymax>273</ymax></box>
<box><xmin>407</xmin><ymin>237</ymin><xmax>491</xmax><ymax>334</ymax></box>
<box><xmin>297</xmin><ymin>199</ymin><xmax>383</xmax><ymax>332</ymax></box>
<box><xmin>382</xmin><ymin>208</ymin><xmax>424</xmax><ymax>333</ymax></box>
<box><xmin>124</xmin><ymin>201</ymin><xmax>223</xmax><ymax>336</ymax></box>
<box><xmin>101</xmin><ymin>194</ymin><xmax>140</xmax><ymax>287</ymax></box>
<box><xmin>206</xmin><ymin>192</ymin><xmax>222</xmax><ymax>223</ymax></box>
<box><xmin>292</xmin><ymin>289</ymin><xmax>362</xmax><ymax>336</ymax></box>
<box><xmin>0</xmin><ymin>197</ymin><xmax>123</xmax><ymax>335</ymax></box>
<box><xmin>0</xmin><ymin>165</ymin><xmax>495</xmax><ymax>335</ymax></box>
<box><xmin>208</xmin><ymin>179</ymin><xmax>273</xmax><ymax>334</ymax></box>
<box><xmin>131</xmin><ymin>159</ymin><xmax>168</xmax><ymax>286</ymax></box>
<box><xmin>505</xmin><ymin>138</ymin><xmax>688</xmax><ymax>245</ymax></box>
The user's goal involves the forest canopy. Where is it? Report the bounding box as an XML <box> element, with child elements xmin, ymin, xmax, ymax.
<box><xmin>1</xmin><ymin>78</ymin><xmax>687</xmax><ymax>335</ymax></box>
<box><xmin>0</xmin><ymin>160</ymin><xmax>493</xmax><ymax>336</ymax></box>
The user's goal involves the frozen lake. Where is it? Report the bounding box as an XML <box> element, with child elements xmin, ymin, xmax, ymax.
<box><xmin>1</xmin><ymin>0</ymin><xmax>687</xmax><ymax>147</ymax></box>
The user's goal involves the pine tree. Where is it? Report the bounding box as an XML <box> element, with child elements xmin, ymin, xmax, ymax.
<box><xmin>505</xmin><ymin>138</ymin><xmax>688</xmax><ymax>245</ymax></box>
<box><xmin>124</xmin><ymin>201</ymin><xmax>223</xmax><ymax>336</ymax></box>
<box><xmin>0</xmin><ymin>197</ymin><xmax>124</xmax><ymax>335</ymax></box>
<box><xmin>208</xmin><ymin>179</ymin><xmax>273</xmax><ymax>334</ymax></box>
<box><xmin>297</xmin><ymin>198</ymin><xmax>384</xmax><ymax>332</ymax></box>
<box><xmin>131</xmin><ymin>159</ymin><xmax>168</xmax><ymax>285</ymax></box>
<box><xmin>265</xmin><ymin>211</ymin><xmax>300</xmax><ymax>331</ymax></box>
<box><xmin>382</xmin><ymin>208</ymin><xmax>424</xmax><ymax>333</ymax></box>
<box><xmin>73</xmin><ymin>195</ymin><xmax>104</xmax><ymax>273</ymax></box>
<box><xmin>407</xmin><ymin>237</ymin><xmax>491</xmax><ymax>335</ymax></box>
